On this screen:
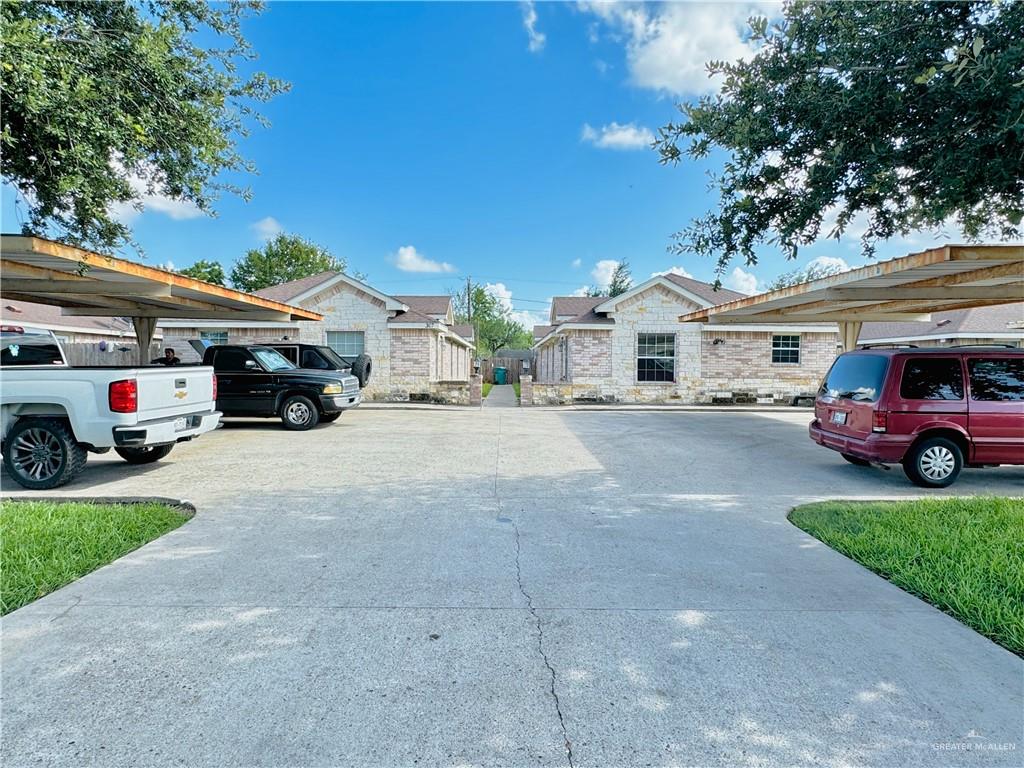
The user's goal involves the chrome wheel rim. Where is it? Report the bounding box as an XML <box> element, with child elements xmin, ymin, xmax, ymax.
<box><xmin>10</xmin><ymin>428</ymin><xmax>63</xmax><ymax>482</ymax></box>
<box><xmin>286</xmin><ymin>401</ymin><xmax>312</xmax><ymax>424</ymax></box>
<box><xmin>920</xmin><ymin>446</ymin><xmax>955</xmax><ymax>481</ymax></box>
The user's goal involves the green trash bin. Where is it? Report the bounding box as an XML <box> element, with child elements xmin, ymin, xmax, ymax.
<box><xmin>494</xmin><ymin>367</ymin><xmax>507</xmax><ymax>385</ymax></box>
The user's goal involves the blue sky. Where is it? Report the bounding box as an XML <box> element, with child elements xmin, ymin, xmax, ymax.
<box><xmin>1</xmin><ymin>2</ymin><xmax>965</xmax><ymax>328</ymax></box>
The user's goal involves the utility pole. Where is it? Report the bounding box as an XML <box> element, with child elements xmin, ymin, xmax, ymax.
<box><xmin>466</xmin><ymin>276</ymin><xmax>472</xmax><ymax>324</ymax></box>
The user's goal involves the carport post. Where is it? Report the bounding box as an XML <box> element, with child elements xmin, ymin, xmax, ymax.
<box><xmin>838</xmin><ymin>320</ymin><xmax>862</xmax><ymax>352</ymax></box>
<box><xmin>132</xmin><ymin>316</ymin><xmax>157</xmax><ymax>365</ymax></box>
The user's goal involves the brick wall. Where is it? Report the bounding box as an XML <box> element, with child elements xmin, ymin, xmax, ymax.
<box><xmin>568</xmin><ymin>330</ymin><xmax>612</xmax><ymax>379</ymax></box>
<box><xmin>700</xmin><ymin>330</ymin><xmax>839</xmax><ymax>403</ymax></box>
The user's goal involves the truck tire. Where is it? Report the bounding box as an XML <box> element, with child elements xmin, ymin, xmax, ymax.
<box><xmin>349</xmin><ymin>354</ymin><xmax>372</xmax><ymax>388</ymax></box>
<box><xmin>115</xmin><ymin>445</ymin><xmax>174</xmax><ymax>464</ymax></box>
<box><xmin>280</xmin><ymin>395</ymin><xmax>320</xmax><ymax>431</ymax></box>
<box><xmin>3</xmin><ymin>418</ymin><xmax>87</xmax><ymax>490</ymax></box>
<box><xmin>320</xmin><ymin>412</ymin><xmax>342</xmax><ymax>423</ymax></box>
<box><xmin>903</xmin><ymin>437</ymin><xmax>963</xmax><ymax>488</ymax></box>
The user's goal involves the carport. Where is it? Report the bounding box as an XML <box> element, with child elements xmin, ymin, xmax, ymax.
<box><xmin>679</xmin><ymin>244</ymin><xmax>1024</xmax><ymax>350</ymax></box>
<box><xmin>1</xmin><ymin>234</ymin><xmax>322</xmax><ymax>362</ymax></box>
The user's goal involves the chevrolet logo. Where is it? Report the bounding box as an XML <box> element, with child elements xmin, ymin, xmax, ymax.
<box><xmin>174</xmin><ymin>390</ymin><xmax>188</xmax><ymax>400</ymax></box>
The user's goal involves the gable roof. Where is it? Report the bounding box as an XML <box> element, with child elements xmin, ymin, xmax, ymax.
<box><xmin>859</xmin><ymin>303</ymin><xmax>1024</xmax><ymax>342</ymax></box>
<box><xmin>253</xmin><ymin>271</ymin><xmax>339</xmax><ymax>303</ymax></box>
<box><xmin>394</xmin><ymin>295</ymin><xmax>452</xmax><ymax>318</ymax></box>
<box><xmin>452</xmin><ymin>323</ymin><xmax>475</xmax><ymax>341</ymax></box>
<box><xmin>662</xmin><ymin>273</ymin><xmax>747</xmax><ymax>305</ymax></box>
<box><xmin>551</xmin><ymin>296</ymin><xmax>602</xmax><ymax>320</ymax></box>
<box><xmin>533</xmin><ymin>324</ymin><xmax>555</xmax><ymax>341</ymax></box>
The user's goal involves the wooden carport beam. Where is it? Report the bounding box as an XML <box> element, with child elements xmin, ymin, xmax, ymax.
<box><xmin>133</xmin><ymin>317</ymin><xmax>157</xmax><ymax>366</ymax></box>
<box><xmin>823</xmin><ymin>285</ymin><xmax>1024</xmax><ymax>301</ymax></box>
<box><xmin>0</xmin><ymin>279</ymin><xmax>173</xmax><ymax>297</ymax></box>
<box><xmin>704</xmin><ymin>312</ymin><xmax>931</xmax><ymax>324</ymax></box>
<box><xmin>838</xmin><ymin>321</ymin><xmax>862</xmax><ymax>352</ymax></box>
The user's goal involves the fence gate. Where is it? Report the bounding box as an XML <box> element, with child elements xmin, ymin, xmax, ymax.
<box><xmin>480</xmin><ymin>357</ymin><xmax>524</xmax><ymax>384</ymax></box>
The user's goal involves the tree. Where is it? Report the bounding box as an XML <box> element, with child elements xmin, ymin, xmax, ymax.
<box><xmin>1</xmin><ymin>1</ymin><xmax>288</xmax><ymax>249</ymax></box>
<box><xmin>655</xmin><ymin>1</ymin><xmax>1024</xmax><ymax>279</ymax></box>
<box><xmin>179</xmin><ymin>260</ymin><xmax>226</xmax><ymax>286</ymax></box>
<box><xmin>768</xmin><ymin>260</ymin><xmax>847</xmax><ymax>290</ymax></box>
<box><xmin>230</xmin><ymin>233</ymin><xmax>346</xmax><ymax>293</ymax></box>
<box><xmin>587</xmin><ymin>260</ymin><xmax>633</xmax><ymax>297</ymax></box>
<box><xmin>454</xmin><ymin>285</ymin><xmax>532</xmax><ymax>354</ymax></box>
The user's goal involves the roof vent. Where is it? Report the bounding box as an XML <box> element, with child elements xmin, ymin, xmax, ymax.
<box><xmin>936</xmin><ymin>319</ymin><xmax>952</xmax><ymax>327</ymax></box>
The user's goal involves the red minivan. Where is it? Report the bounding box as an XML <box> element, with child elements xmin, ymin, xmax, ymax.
<box><xmin>809</xmin><ymin>347</ymin><xmax>1024</xmax><ymax>487</ymax></box>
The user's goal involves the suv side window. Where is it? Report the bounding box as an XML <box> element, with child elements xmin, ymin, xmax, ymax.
<box><xmin>301</xmin><ymin>349</ymin><xmax>329</xmax><ymax>369</ymax></box>
<box><xmin>212</xmin><ymin>349</ymin><xmax>251</xmax><ymax>373</ymax></box>
<box><xmin>900</xmin><ymin>358</ymin><xmax>964</xmax><ymax>400</ymax></box>
<box><xmin>968</xmin><ymin>358</ymin><xmax>1024</xmax><ymax>401</ymax></box>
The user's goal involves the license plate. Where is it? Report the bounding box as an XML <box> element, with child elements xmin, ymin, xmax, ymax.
<box><xmin>830</xmin><ymin>411</ymin><xmax>847</xmax><ymax>425</ymax></box>
<box><xmin>173</xmin><ymin>417</ymin><xmax>188</xmax><ymax>432</ymax></box>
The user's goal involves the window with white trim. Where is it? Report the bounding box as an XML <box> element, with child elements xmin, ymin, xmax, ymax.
<box><xmin>637</xmin><ymin>333</ymin><xmax>675</xmax><ymax>382</ymax></box>
<box><xmin>200</xmin><ymin>330</ymin><xmax>228</xmax><ymax>346</ymax></box>
<box><xmin>772</xmin><ymin>334</ymin><xmax>800</xmax><ymax>364</ymax></box>
<box><xmin>326</xmin><ymin>331</ymin><xmax>364</xmax><ymax>357</ymax></box>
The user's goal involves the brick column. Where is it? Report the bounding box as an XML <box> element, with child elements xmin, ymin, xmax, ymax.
<box><xmin>520</xmin><ymin>375</ymin><xmax>533</xmax><ymax>406</ymax></box>
<box><xmin>469</xmin><ymin>374</ymin><xmax>482</xmax><ymax>406</ymax></box>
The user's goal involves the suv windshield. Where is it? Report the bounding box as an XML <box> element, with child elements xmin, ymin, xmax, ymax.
<box><xmin>251</xmin><ymin>348</ymin><xmax>296</xmax><ymax>372</ymax></box>
<box><xmin>819</xmin><ymin>354</ymin><xmax>889</xmax><ymax>402</ymax></box>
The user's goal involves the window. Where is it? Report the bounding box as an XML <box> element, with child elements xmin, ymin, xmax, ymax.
<box><xmin>211</xmin><ymin>348</ymin><xmax>250</xmax><ymax>372</ymax></box>
<box><xmin>900</xmin><ymin>358</ymin><xmax>964</xmax><ymax>400</ymax></box>
<box><xmin>772</xmin><ymin>335</ymin><xmax>800</xmax><ymax>364</ymax></box>
<box><xmin>200</xmin><ymin>330</ymin><xmax>228</xmax><ymax>346</ymax></box>
<box><xmin>637</xmin><ymin>333</ymin><xmax>675</xmax><ymax>382</ymax></box>
<box><xmin>968</xmin><ymin>358</ymin><xmax>1024</xmax><ymax>401</ymax></box>
<box><xmin>819</xmin><ymin>354</ymin><xmax>889</xmax><ymax>403</ymax></box>
<box><xmin>326</xmin><ymin>331</ymin><xmax>364</xmax><ymax>358</ymax></box>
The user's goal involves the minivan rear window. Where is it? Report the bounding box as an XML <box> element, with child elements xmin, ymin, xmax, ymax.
<box><xmin>819</xmin><ymin>354</ymin><xmax>889</xmax><ymax>402</ymax></box>
<box><xmin>900</xmin><ymin>358</ymin><xmax>964</xmax><ymax>400</ymax></box>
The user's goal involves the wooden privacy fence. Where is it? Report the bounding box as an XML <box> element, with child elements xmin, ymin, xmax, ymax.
<box><xmin>480</xmin><ymin>357</ymin><xmax>526</xmax><ymax>384</ymax></box>
<box><xmin>62</xmin><ymin>341</ymin><xmax>162</xmax><ymax>366</ymax></box>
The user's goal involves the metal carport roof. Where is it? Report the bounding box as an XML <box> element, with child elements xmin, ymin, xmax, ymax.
<box><xmin>678</xmin><ymin>244</ymin><xmax>1024</xmax><ymax>351</ymax></box>
<box><xmin>1</xmin><ymin>234</ymin><xmax>322</xmax><ymax>363</ymax></box>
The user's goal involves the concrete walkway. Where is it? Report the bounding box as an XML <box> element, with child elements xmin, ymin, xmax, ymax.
<box><xmin>483</xmin><ymin>383</ymin><xmax>518</xmax><ymax>407</ymax></box>
<box><xmin>1</xmin><ymin>409</ymin><xmax>1021</xmax><ymax>767</ymax></box>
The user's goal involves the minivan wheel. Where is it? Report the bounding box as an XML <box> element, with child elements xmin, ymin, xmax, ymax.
<box><xmin>3</xmin><ymin>418</ymin><xmax>87</xmax><ymax>490</ymax></box>
<box><xmin>841</xmin><ymin>453</ymin><xmax>871</xmax><ymax>467</ymax></box>
<box><xmin>903</xmin><ymin>437</ymin><xmax>963</xmax><ymax>488</ymax></box>
<box><xmin>115</xmin><ymin>444</ymin><xmax>174</xmax><ymax>464</ymax></box>
<box><xmin>280</xmin><ymin>395</ymin><xmax>320</xmax><ymax>431</ymax></box>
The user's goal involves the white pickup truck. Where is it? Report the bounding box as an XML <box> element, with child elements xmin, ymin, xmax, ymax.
<box><xmin>1</xmin><ymin>324</ymin><xmax>221</xmax><ymax>490</ymax></box>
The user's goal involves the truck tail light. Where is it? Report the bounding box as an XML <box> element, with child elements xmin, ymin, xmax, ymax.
<box><xmin>211</xmin><ymin>373</ymin><xmax>217</xmax><ymax>401</ymax></box>
<box><xmin>872</xmin><ymin>410</ymin><xmax>887</xmax><ymax>433</ymax></box>
<box><xmin>109</xmin><ymin>379</ymin><xmax>138</xmax><ymax>413</ymax></box>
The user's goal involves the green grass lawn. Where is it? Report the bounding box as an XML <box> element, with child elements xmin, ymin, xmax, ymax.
<box><xmin>482</xmin><ymin>382</ymin><xmax>493</xmax><ymax>398</ymax></box>
<box><xmin>790</xmin><ymin>497</ymin><xmax>1024</xmax><ymax>655</ymax></box>
<box><xmin>1</xmin><ymin>500</ymin><xmax>190</xmax><ymax>615</ymax></box>
<box><xmin>513</xmin><ymin>381</ymin><xmax>521</xmax><ymax>398</ymax></box>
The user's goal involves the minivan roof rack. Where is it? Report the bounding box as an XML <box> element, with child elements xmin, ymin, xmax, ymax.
<box><xmin>857</xmin><ymin>343</ymin><xmax>918</xmax><ymax>349</ymax></box>
<box><xmin>946</xmin><ymin>343</ymin><xmax>1019</xmax><ymax>349</ymax></box>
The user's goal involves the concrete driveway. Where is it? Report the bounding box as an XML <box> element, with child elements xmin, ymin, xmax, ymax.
<box><xmin>2</xmin><ymin>408</ymin><xmax>1021</xmax><ymax>767</ymax></box>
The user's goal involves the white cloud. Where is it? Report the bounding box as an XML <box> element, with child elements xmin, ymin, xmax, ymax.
<box><xmin>571</xmin><ymin>258</ymin><xmax>582</xmax><ymax>268</ymax></box>
<box><xmin>591</xmin><ymin>259</ymin><xmax>619</xmax><ymax>288</ymax></box>
<box><xmin>486</xmin><ymin>282</ymin><xmax>549</xmax><ymax>330</ymax></box>
<box><xmin>108</xmin><ymin>165</ymin><xmax>204</xmax><ymax>225</ymax></box>
<box><xmin>806</xmin><ymin>255</ymin><xmax>851</xmax><ymax>274</ymax></box>
<box><xmin>252</xmin><ymin>216</ymin><xmax>283</xmax><ymax>241</ymax></box>
<box><xmin>394</xmin><ymin>245</ymin><xmax>456</xmax><ymax>273</ymax></box>
<box><xmin>572</xmin><ymin>285</ymin><xmax>591</xmax><ymax>297</ymax></box>
<box><xmin>652</xmin><ymin>266</ymin><xmax>693</xmax><ymax>279</ymax></box>
<box><xmin>580</xmin><ymin>2</ymin><xmax>774</xmax><ymax>95</ymax></box>
<box><xmin>521</xmin><ymin>1</ymin><xmax>546</xmax><ymax>52</ymax></box>
<box><xmin>157</xmin><ymin>260</ymin><xmax>176</xmax><ymax>272</ymax></box>
<box><xmin>723</xmin><ymin>266</ymin><xmax>759</xmax><ymax>295</ymax></box>
<box><xmin>581</xmin><ymin>121</ymin><xmax>654</xmax><ymax>150</ymax></box>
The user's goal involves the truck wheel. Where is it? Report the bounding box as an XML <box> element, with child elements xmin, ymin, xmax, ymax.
<box><xmin>903</xmin><ymin>437</ymin><xmax>963</xmax><ymax>488</ymax></box>
<box><xmin>349</xmin><ymin>354</ymin><xmax>372</xmax><ymax>387</ymax></box>
<box><xmin>280</xmin><ymin>395</ymin><xmax>320</xmax><ymax>430</ymax></box>
<box><xmin>115</xmin><ymin>445</ymin><xmax>174</xmax><ymax>464</ymax></box>
<box><xmin>841</xmin><ymin>453</ymin><xmax>871</xmax><ymax>467</ymax></box>
<box><xmin>320</xmin><ymin>412</ymin><xmax>342</xmax><ymax>423</ymax></box>
<box><xmin>3</xmin><ymin>418</ymin><xmax>87</xmax><ymax>490</ymax></box>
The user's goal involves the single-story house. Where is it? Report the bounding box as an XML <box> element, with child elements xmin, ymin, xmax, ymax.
<box><xmin>159</xmin><ymin>271</ymin><xmax>475</xmax><ymax>402</ymax></box>
<box><xmin>532</xmin><ymin>273</ymin><xmax>1023</xmax><ymax>404</ymax></box>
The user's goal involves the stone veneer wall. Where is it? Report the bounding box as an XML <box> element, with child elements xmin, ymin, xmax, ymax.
<box><xmin>699</xmin><ymin>330</ymin><xmax>839</xmax><ymax>403</ymax></box>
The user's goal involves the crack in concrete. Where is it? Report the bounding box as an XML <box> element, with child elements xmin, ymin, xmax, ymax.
<box><xmin>511</xmin><ymin>519</ymin><xmax>574</xmax><ymax>768</ymax></box>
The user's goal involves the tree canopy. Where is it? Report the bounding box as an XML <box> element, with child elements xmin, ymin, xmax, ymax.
<box><xmin>454</xmin><ymin>286</ymin><xmax>533</xmax><ymax>354</ymax></box>
<box><xmin>655</xmin><ymin>0</ymin><xmax>1024</xmax><ymax>279</ymax></box>
<box><xmin>230</xmin><ymin>234</ymin><xmax>346</xmax><ymax>293</ymax></box>
<box><xmin>1</xmin><ymin>0</ymin><xmax>287</xmax><ymax>249</ymax></box>
<box><xmin>768</xmin><ymin>260</ymin><xmax>848</xmax><ymax>290</ymax></box>
<box><xmin>587</xmin><ymin>260</ymin><xmax>634</xmax><ymax>297</ymax></box>
<box><xmin>178</xmin><ymin>260</ymin><xmax>226</xmax><ymax>286</ymax></box>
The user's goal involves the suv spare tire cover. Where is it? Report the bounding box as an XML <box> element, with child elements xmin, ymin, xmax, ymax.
<box><xmin>349</xmin><ymin>353</ymin><xmax>372</xmax><ymax>387</ymax></box>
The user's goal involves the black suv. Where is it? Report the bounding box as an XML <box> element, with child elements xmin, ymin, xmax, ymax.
<box><xmin>270</xmin><ymin>343</ymin><xmax>372</xmax><ymax>388</ymax></box>
<box><xmin>200</xmin><ymin>344</ymin><xmax>361</xmax><ymax>430</ymax></box>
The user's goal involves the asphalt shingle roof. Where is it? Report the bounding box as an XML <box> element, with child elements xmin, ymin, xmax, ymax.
<box><xmin>661</xmin><ymin>273</ymin><xmax>747</xmax><ymax>305</ymax></box>
<box><xmin>859</xmin><ymin>303</ymin><xmax>1024</xmax><ymax>341</ymax></box>
<box><xmin>551</xmin><ymin>296</ymin><xmax>603</xmax><ymax>319</ymax></box>
<box><xmin>253</xmin><ymin>271</ymin><xmax>339</xmax><ymax>302</ymax></box>
<box><xmin>393</xmin><ymin>295</ymin><xmax>452</xmax><ymax>317</ymax></box>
